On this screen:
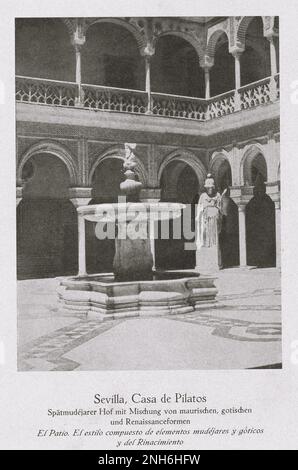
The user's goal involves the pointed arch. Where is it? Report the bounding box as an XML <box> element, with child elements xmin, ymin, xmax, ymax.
<box><xmin>17</xmin><ymin>140</ymin><xmax>77</xmax><ymax>186</ymax></box>
<box><xmin>206</xmin><ymin>29</ymin><xmax>230</xmax><ymax>58</ymax></box>
<box><xmin>209</xmin><ymin>149</ymin><xmax>231</xmax><ymax>172</ymax></box>
<box><xmin>153</xmin><ymin>31</ymin><xmax>203</xmax><ymax>61</ymax></box>
<box><xmin>209</xmin><ymin>150</ymin><xmax>232</xmax><ymax>190</ymax></box>
<box><xmin>84</xmin><ymin>18</ymin><xmax>146</xmax><ymax>53</ymax></box>
<box><xmin>240</xmin><ymin>142</ymin><xmax>267</xmax><ymax>185</ymax></box>
<box><xmin>237</xmin><ymin>16</ymin><xmax>266</xmax><ymax>45</ymax></box>
<box><xmin>158</xmin><ymin>149</ymin><xmax>207</xmax><ymax>189</ymax></box>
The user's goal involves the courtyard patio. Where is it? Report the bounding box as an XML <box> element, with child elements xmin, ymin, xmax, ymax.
<box><xmin>17</xmin><ymin>267</ymin><xmax>281</xmax><ymax>371</ymax></box>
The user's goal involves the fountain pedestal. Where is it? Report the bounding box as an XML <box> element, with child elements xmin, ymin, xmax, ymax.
<box><xmin>113</xmin><ymin>236</ymin><xmax>153</xmax><ymax>282</ymax></box>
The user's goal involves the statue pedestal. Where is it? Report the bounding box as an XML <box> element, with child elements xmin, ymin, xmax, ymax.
<box><xmin>196</xmin><ymin>245</ymin><xmax>220</xmax><ymax>275</ymax></box>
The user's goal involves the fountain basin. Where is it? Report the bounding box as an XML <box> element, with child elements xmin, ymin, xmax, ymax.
<box><xmin>77</xmin><ymin>201</ymin><xmax>185</xmax><ymax>222</ymax></box>
<box><xmin>58</xmin><ymin>271</ymin><xmax>218</xmax><ymax>321</ymax></box>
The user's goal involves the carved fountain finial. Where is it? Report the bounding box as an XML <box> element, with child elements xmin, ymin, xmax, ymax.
<box><xmin>120</xmin><ymin>143</ymin><xmax>143</xmax><ymax>200</ymax></box>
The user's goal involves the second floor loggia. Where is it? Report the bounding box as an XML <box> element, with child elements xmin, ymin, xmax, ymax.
<box><xmin>15</xmin><ymin>17</ymin><xmax>279</xmax><ymax>122</ymax></box>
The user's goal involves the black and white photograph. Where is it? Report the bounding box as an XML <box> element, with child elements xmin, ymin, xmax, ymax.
<box><xmin>4</xmin><ymin>0</ymin><xmax>298</xmax><ymax>454</ymax></box>
<box><xmin>15</xmin><ymin>15</ymin><xmax>281</xmax><ymax>372</ymax></box>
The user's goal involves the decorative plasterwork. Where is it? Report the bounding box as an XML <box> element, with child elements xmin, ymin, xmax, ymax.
<box><xmin>206</xmin><ymin>18</ymin><xmax>229</xmax><ymax>58</ymax></box>
<box><xmin>59</xmin><ymin>16</ymin><xmax>278</xmax><ymax>63</ymax></box>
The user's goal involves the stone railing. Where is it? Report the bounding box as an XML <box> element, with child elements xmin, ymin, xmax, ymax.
<box><xmin>82</xmin><ymin>83</ymin><xmax>147</xmax><ymax>114</ymax></box>
<box><xmin>239</xmin><ymin>74</ymin><xmax>279</xmax><ymax>110</ymax></box>
<box><xmin>15</xmin><ymin>76</ymin><xmax>78</xmax><ymax>107</ymax></box>
<box><xmin>206</xmin><ymin>90</ymin><xmax>235</xmax><ymax>118</ymax></box>
<box><xmin>16</xmin><ymin>74</ymin><xmax>279</xmax><ymax>121</ymax></box>
<box><xmin>151</xmin><ymin>92</ymin><xmax>207</xmax><ymax>120</ymax></box>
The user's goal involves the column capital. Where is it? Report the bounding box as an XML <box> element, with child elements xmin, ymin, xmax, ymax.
<box><xmin>265</xmin><ymin>181</ymin><xmax>280</xmax><ymax>203</ymax></box>
<box><xmin>230</xmin><ymin>46</ymin><xmax>245</xmax><ymax>58</ymax></box>
<box><xmin>199</xmin><ymin>55</ymin><xmax>214</xmax><ymax>70</ymax></box>
<box><xmin>140</xmin><ymin>42</ymin><xmax>155</xmax><ymax>58</ymax></box>
<box><xmin>69</xmin><ymin>187</ymin><xmax>92</xmax><ymax>208</ymax></box>
<box><xmin>139</xmin><ymin>188</ymin><xmax>161</xmax><ymax>202</ymax></box>
<box><xmin>229</xmin><ymin>186</ymin><xmax>243</xmax><ymax>205</ymax></box>
<box><xmin>71</xmin><ymin>30</ymin><xmax>86</xmax><ymax>50</ymax></box>
<box><xmin>264</xmin><ymin>30</ymin><xmax>279</xmax><ymax>41</ymax></box>
<box><xmin>237</xmin><ymin>203</ymin><xmax>247</xmax><ymax>212</ymax></box>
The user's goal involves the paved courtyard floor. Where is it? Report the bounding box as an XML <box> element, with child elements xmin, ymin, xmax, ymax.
<box><xmin>17</xmin><ymin>268</ymin><xmax>281</xmax><ymax>371</ymax></box>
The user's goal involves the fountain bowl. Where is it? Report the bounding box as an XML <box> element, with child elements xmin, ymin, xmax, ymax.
<box><xmin>58</xmin><ymin>270</ymin><xmax>218</xmax><ymax>321</ymax></box>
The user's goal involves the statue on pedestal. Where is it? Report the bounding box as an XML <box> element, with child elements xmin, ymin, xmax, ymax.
<box><xmin>196</xmin><ymin>174</ymin><xmax>226</xmax><ymax>273</ymax></box>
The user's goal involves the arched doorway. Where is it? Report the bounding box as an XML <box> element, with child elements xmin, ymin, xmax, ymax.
<box><xmin>82</xmin><ymin>22</ymin><xmax>143</xmax><ymax>89</ymax></box>
<box><xmin>86</xmin><ymin>157</ymin><xmax>124</xmax><ymax>274</ymax></box>
<box><xmin>151</xmin><ymin>35</ymin><xmax>204</xmax><ymax>97</ymax></box>
<box><xmin>156</xmin><ymin>160</ymin><xmax>200</xmax><ymax>270</ymax></box>
<box><xmin>209</xmin><ymin>32</ymin><xmax>235</xmax><ymax>96</ymax></box>
<box><xmin>211</xmin><ymin>156</ymin><xmax>239</xmax><ymax>268</ymax></box>
<box><xmin>243</xmin><ymin>151</ymin><xmax>276</xmax><ymax>267</ymax></box>
<box><xmin>15</xmin><ymin>18</ymin><xmax>75</xmax><ymax>81</ymax></box>
<box><xmin>246</xmin><ymin>186</ymin><xmax>276</xmax><ymax>267</ymax></box>
<box><xmin>243</xmin><ymin>149</ymin><xmax>267</xmax><ymax>186</ymax></box>
<box><xmin>17</xmin><ymin>154</ymin><xmax>77</xmax><ymax>279</ymax></box>
<box><xmin>240</xmin><ymin>17</ymin><xmax>271</xmax><ymax>86</ymax></box>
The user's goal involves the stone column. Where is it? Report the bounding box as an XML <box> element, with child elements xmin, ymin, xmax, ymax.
<box><xmin>204</xmin><ymin>67</ymin><xmax>211</xmax><ymax>99</ymax></box>
<box><xmin>142</xmin><ymin>43</ymin><xmax>155</xmax><ymax>115</ymax></box>
<box><xmin>238</xmin><ymin>204</ymin><xmax>247</xmax><ymax>267</ymax></box>
<box><xmin>78</xmin><ymin>213</ymin><xmax>86</xmax><ymax>276</ymax></box>
<box><xmin>234</xmin><ymin>51</ymin><xmax>241</xmax><ymax>89</ymax></box>
<box><xmin>267</xmin><ymin>35</ymin><xmax>277</xmax><ymax>76</ymax></box>
<box><xmin>266</xmin><ymin>35</ymin><xmax>278</xmax><ymax>101</ymax></box>
<box><xmin>231</xmin><ymin>50</ymin><xmax>243</xmax><ymax>111</ymax></box>
<box><xmin>199</xmin><ymin>56</ymin><xmax>214</xmax><ymax>106</ymax></box>
<box><xmin>275</xmin><ymin>200</ymin><xmax>281</xmax><ymax>268</ymax></box>
<box><xmin>71</xmin><ymin>29</ymin><xmax>86</xmax><ymax>106</ymax></box>
<box><xmin>266</xmin><ymin>181</ymin><xmax>281</xmax><ymax>268</ymax></box>
<box><xmin>75</xmin><ymin>45</ymin><xmax>82</xmax><ymax>85</ymax></box>
<box><xmin>149</xmin><ymin>216</ymin><xmax>156</xmax><ymax>272</ymax></box>
<box><xmin>140</xmin><ymin>188</ymin><xmax>161</xmax><ymax>272</ymax></box>
<box><xmin>69</xmin><ymin>188</ymin><xmax>92</xmax><ymax>276</ymax></box>
<box><xmin>145</xmin><ymin>55</ymin><xmax>152</xmax><ymax>114</ymax></box>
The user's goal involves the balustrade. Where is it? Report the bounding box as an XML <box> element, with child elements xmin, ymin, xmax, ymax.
<box><xmin>15</xmin><ymin>76</ymin><xmax>77</xmax><ymax>107</ymax></box>
<box><xmin>151</xmin><ymin>92</ymin><xmax>207</xmax><ymax>120</ymax></box>
<box><xmin>239</xmin><ymin>76</ymin><xmax>274</xmax><ymax>110</ymax></box>
<box><xmin>207</xmin><ymin>90</ymin><xmax>235</xmax><ymax>118</ymax></box>
<box><xmin>16</xmin><ymin>75</ymin><xmax>279</xmax><ymax>121</ymax></box>
<box><xmin>82</xmin><ymin>84</ymin><xmax>147</xmax><ymax>114</ymax></box>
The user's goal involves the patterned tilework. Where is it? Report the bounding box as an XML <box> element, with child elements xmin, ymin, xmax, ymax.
<box><xmin>170</xmin><ymin>312</ymin><xmax>281</xmax><ymax>342</ymax></box>
<box><xmin>18</xmin><ymin>318</ymin><xmax>122</xmax><ymax>371</ymax></box>
<box><xmin>18</xmin><ymin>285</ymin><xmax>281</xmax><ymax>371</ymax></box>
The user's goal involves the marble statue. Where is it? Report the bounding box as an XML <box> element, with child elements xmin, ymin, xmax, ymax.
<box><xmin>196</xmin><ymin>174</ymin><xmax>226</xmax><ymax>273</ymax></box>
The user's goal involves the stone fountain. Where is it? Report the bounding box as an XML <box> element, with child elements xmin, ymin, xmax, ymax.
<box><xmin>58</xmin><ymin>144</ymin><xmax>218</xmax><ymax>321</ymax></box>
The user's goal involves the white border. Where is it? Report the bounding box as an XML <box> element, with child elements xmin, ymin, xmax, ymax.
<box><xmin>0</xmin><ymin>0</ymin><xmax>297</xmax><ymax>450</ymax></box>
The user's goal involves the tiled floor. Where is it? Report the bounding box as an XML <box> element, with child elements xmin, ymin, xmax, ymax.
<box><xmin>17</xmin><ymin>268</ymin><xmax>281</xmax><ymax>371</ymax></box>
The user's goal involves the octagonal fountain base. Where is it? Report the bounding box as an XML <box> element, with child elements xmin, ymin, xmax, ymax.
<box><xmin>58</xmin><ymin>271</ymin><xmax>218</xmax><ymax>322</ymax></box>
